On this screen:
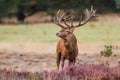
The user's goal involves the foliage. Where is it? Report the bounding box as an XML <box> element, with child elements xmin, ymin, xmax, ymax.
<box><xmin>0</xmin><ymin>0</ymin><xmax>34</xmax><ymax>22</ymax></box>
<box><xmin>27</xmin><ymin>77</ymin><xmax>38</xmax><ymax>80</ymax></box>
<box><xmin>0</xmin><ymin>0</ymin><xmax>118</xmax><ymax>22</ymax></box>
<box><xmin>100</xmin><ymin>45</ymin><xmax>113</xmax><ymax>57</ymax></box>
<box><xmin>116</xmin><ymin>0</ymin><xmax>120</xmax><ymax>9</ymax></box>
<box><xmin>0</xmin><ymin>64</ymin><xmax>119</xmax><ymax>80</ymax></box>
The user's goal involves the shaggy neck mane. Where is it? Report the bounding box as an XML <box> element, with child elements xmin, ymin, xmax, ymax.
<box><xmin>64</xmin><ymin>34</ymin><xmax>77</xmax><ymax>51</ymax></box>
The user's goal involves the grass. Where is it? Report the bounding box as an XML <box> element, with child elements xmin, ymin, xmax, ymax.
<box><xmin>0</xmin><ymin>22</ymin><xmax>120</xmax><ymax>44</ymax></box>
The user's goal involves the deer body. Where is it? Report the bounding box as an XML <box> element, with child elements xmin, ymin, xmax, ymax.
<box><xmin>53</xmin><ymin>6</ymin><xmax>97</xmax><ymax>69</ymax></box>
<box><xmin>56</xmin><ymin>32</ymin><xmax>78</xmax><ymax>69</ymax></box>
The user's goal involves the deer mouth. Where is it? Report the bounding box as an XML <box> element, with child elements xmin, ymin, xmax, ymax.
<box><xmin>56</xmin><ymin>34</ymin><xmax>63</xmax><ymax>39</ymax></box>
<box><xmin>56</xmin><ymin>33</ymin><xmax>63</xmax><ymax>37</ymax></box>
<box><xmin>56</xmin><ymin>33</ymin><xmax>67</xmax><ymax>40</ymax></box>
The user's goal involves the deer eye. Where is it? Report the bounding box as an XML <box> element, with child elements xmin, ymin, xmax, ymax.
<box><xmin>66</xmin><ymin>30</ymin><xmax>71</xmax><ymax>34</ymax></box>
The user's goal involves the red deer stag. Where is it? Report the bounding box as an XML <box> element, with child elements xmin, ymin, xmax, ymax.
<box><xmin>53</xmin><ymin>7</ymin><xmax>97</xmax><ymax>69</ymax></box>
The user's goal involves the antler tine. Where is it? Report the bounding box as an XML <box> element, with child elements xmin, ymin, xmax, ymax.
<box><xmin>63</xmin><ymin>10</ymin><xmax>74</xmax><ymax>28</ymax></box>
<box><xmin>71</xmin><ymin>20</ymin><xmax>74</xmax><ymax>27</ymax></box>
<box><xmin>56</xmin><ymin>9</ymin><xmax>63</xmax><ymax>23</ymax></box>
<box><xmin>63</xmin><ymin>11</ymin><xmax>72</xmax><ymax>21</ymax></box>
<box><xmin>56</xmin><ymin>9</ymin><xmax>61</xmax><ymax>16</ymax></box>
<box><xmin>56</xmin><ymin>10</ymin><xmax>71</xmax><ymax>22</ymax></box>
<box><xmin>75</xmin><ymin>6</ymin><xmax>97</xmax><ymax>28</ymax></box>
<box><xmin>53</xmin><ymin>9</ymin><xmax>73</xmax><ymax>29</ymax></box>
<box><xmin>53</xmin><ymin>9</ymin><xmax>66</xmax><ymax>29</ymax></box>
<box><xmin>78</xmin><ymin>15</ymin><xmax>83</xmax><ymax>26</ymax></box>
<box><xmin>90</xmin><ymin>6</ymin><xmax>97</xmax><ymax>17</ymax></box>
<box><xmin>61</xmin><ymin>10</ymin><xmax>69</xmax><ymax>20</ymax></box>
<box><xmin>53</xmin><ymin>9</ymin><xmax>60</xmax><ymax>23</ymax></box>
<box><xmin>90</xmin><ymin>6</ymin><xmax>93</xmax><ymax>14</ymax></box>
<box><xmin>58</xmin><ymin>10</ymin><xmax>73</xmax><ymax>28</ymax></box>
<box><xmin>64</xmin><ymin>16</ymin><xmax>73</xmax><ymax>28</ymax></box>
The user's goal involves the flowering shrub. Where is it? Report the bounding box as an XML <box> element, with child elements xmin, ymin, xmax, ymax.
<box><xmin>0</xmin><ymin>64</ymin><xmax>119</xmax><ymax>80</ymax></box>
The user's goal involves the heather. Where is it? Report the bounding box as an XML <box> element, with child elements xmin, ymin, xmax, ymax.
<box><xmin>0</xmin><ymin>64</ymin><xmax>119</xmax><ymax>80</ymax></box>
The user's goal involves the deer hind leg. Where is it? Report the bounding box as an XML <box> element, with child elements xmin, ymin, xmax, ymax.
<box><xmin>61</xmin><ymin>57</ymin><xmax>65</xmax><ymax>70</ymax></box>
<box><xmin>73</xmin><ymin>57</ymin><xmax>76</xmax><ymax>65</ymax></box>
<box><xmin>68</xmin><ymin>57</ymin><xmax>76</xmax><ymax>66</ymax></box>
<box><xmin>57</xmin><ymin>52</ymin><xmax>61</xmax><ymax>70</ymax></box>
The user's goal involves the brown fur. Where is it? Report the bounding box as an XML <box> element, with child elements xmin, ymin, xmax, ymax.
<box><xmin>56</xmin><ymin>30</ymin><xmax>78</xmax><ymax>69</ymax></box>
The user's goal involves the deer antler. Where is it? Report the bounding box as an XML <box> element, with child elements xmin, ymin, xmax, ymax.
<box><xmin>53</xmin><ymin>6</ymin><xmax>97</xmax><ymax>29</ymax></box>
<box><xmin>53</xmin><ymin>10</ymin><xmax>64</xmax><ymax>28</ymax></box>
<box><xmin>53</xmin><ymin>10</ymin><xmax>73</xmax><ymax>29</ymax></box>
<box><xmin>75</xmin><ymin>6</ymin><xmax>98</xmax><ymax>28</ymax></box>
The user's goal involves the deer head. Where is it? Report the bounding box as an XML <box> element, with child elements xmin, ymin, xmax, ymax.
<box><xmin>53</xmin><ymin>6</ymin><xmax>97</xmax><ymax>41</ymax></box>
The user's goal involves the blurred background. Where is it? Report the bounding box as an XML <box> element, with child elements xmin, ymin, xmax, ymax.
<box><xmin>0</xmin><ymin>0</ymin><xmax>120</xmax><ymax>23</ymax></box>
<box><xmin>0</xmin><ymin>0</ymin><xmax>120</xmax><ymax>53</ymax></box>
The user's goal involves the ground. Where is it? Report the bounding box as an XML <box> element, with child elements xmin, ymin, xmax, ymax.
<box><xmin>0</xmin><ymin>43</ymin><xmax>119</xmax><ymax>72</ymax></box>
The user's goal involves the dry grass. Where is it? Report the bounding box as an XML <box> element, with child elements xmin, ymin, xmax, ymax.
<box><xmin>0</xmin><ymin>43</ymin><xmax>119</xmax><ymax>72</ymax></box>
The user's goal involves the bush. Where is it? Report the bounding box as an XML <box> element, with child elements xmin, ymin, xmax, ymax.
<box><xmin>100</xmin><ymin>45</ymin><xmax>113</xmax><ymax>57</ymax></box>
<box><xmin>116</xmin><ymin>0</ymin><xmax>120</xmax><ymax>9</ymax></box>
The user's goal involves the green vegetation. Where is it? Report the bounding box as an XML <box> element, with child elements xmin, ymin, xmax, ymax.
<box><xmin>0</xmin><ymin>24</ymin><xmax>59</xmax><ymax>43</ymax></box>
<box><xmin>100</xmin><ymin>45</ymin><xmax>113</xmax><ymax>57</ymax></box>
<box><xmin>116</xmin><ymin>0</ymin><xmax>120</xmax><ymax>9</ymax></box>
<box><xmin>27</xmin><ymin>77</ymin><xmax>38</xmax><ymax>80</ymax></box>
<box><xmin>0</xmin><ymin>0</ymin><xmax>119</xmax><ymax>22</ymax></box>
<box><xmin>0</xmin><ymin>22</ymin><xmax>120</xmax><ymax>44</ymax></box>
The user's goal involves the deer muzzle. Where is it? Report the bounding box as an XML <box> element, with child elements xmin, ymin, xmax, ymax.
<box><xmin>56</xmin><ymin>33</ymin><xmax>61</xmax><ymax>37</ymax></box>
<box><xmin>56</xmin><ymin>32</ymin><xmax>65</xmax><ymax>39</ymax></box>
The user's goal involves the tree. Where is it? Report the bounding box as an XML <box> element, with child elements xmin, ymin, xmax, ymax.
<box><xmin>116</xmin><ymin>0</ymin><xmax>120</xmax><ymax>9</ymax></box>
<box><xmin>0</xmin><ymin>0</ymin><xmax>118</xmax><ymax>23</ymax></box>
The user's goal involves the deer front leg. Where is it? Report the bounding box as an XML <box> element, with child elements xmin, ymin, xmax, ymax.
<box><xmin>68</xmin><ymin>59</ymin><xmax>74</xmax><ymax>66</ymax></box>
<box><xmin>73</xmin><ymin>57</ymin><xmax>76</xmax><ymax>65</ymax></box>
<box><xmin>68</xmin><ymin>57</ymin><xmax>76</xmax><ymax>66</ymax></box>
<box><xmin>57</xmin><ymin>52</ymin><xmax>61</xmax><ymax>70</ymax></box>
